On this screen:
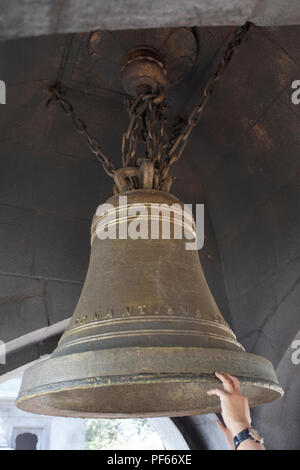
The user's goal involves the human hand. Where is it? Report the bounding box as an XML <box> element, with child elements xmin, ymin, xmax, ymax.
<box><xmin>207</xmin><ymin>372</ymin><xmax>251</xmax><ymax>436</ymax></box>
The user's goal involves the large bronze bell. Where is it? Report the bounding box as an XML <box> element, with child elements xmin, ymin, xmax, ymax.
<box><xmin>16</xmin><ymin>190</ymin><xmax>283</xmax><ymax>418</ymax></box>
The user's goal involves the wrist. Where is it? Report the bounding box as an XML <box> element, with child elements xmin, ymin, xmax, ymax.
<box><xmin>229</xmin><ymin>421</ymin><xmax>251</xmax><ymax>436</ymax></box>
<box><xmin>233</xmin><ymin>427</ymin><xmax>265</xmax><ymax>451</ymax></box>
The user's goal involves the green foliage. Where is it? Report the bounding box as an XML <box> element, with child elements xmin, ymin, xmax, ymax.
<box><xmin>85</xmin><ymin>418</ymin><xmax>163</xmax><ymax>450</ymax></box>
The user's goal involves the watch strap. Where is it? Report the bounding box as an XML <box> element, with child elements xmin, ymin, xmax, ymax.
<box><xmin>233</xmin><ymin>428</ymin><xmax>256</xmax><ymax>450</ymax></box>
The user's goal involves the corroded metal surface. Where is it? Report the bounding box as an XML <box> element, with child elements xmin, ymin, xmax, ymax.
<box><xmin>90</xmin><ymin>28</ymin><xmax>198</xmax><ymax>90</ymax></box>
<box><xmin>16</xmin><ymin>347</ymin><xmax>282</xmax><ymax>418</ymax></box>
<box><xmin>50</xmin><ymin>25</ymin><xmax>249</xmax><ymax>193</ymax></box>
<box><xmin>16</xmin><ymin>190</ymin><xmax>283</xmax><ymax>417</ymax></box>
<box><xmin>120</xmin><ymin>47</ymin><xmax>167</xmax><ymax>96</ymax></box>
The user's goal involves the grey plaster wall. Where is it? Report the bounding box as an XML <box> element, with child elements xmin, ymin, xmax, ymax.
<box><xmin>1</xmin><ymin>0</ymin><xmax>300</xmax><ymax>42</ymax></box>
<box><xmin>188</xmin><ymin>25</ymin><xmax>300</xmax><ymax>449</ymax></box>
<box><xmin>253</xmin><ymin>331</ymin><xmax>300</xmax><ymax>450</ymax></box>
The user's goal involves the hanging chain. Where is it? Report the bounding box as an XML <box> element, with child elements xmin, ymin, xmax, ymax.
<box><xmin>121</xmin><ymin>88</ymin><xmax>168</xmax><ymax>170</ymax></box>
<box><xmin>47</xmin><ymin>84</ymin><xmax>116</xmax><ymax>177</ymax></box>
<box><xmin>161</xmin><ymin>21</ymin><xmax>251</xmax><ymax>182</ymax></box>
<box><xmin>47</xmin><ymin>22</ymin><xmax>251</xmax><ymax>188</ymax></box>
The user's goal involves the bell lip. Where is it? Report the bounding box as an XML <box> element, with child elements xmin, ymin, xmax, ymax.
<box><xmin>16</xmin><ymin>346</ymin><xmax>283</xmax><ymax>418</ymax></box>
<box><xmin>16</xmin><ymin>377</ymin><xmax>283</xmax><ymax>419</ymax></box>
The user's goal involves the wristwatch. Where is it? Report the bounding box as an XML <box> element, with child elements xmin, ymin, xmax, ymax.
<box><xmin>233</xmin><ymin>428</ymin><xmax>264</xmax><ymax>450</ymax></box>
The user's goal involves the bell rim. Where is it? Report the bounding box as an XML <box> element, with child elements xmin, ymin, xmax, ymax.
<box><xmin>16</xmin><ymin>346</ymin><xmax>283</xmax><ymax>418</ymax></box>
<box><xmin>16</xmin><ymin>374</ymin><xmax>283</xmax><ymax>419</ymax></box>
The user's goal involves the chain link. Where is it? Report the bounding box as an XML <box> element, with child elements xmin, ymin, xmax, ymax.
<box><xmin>48</xmin><ymin>84</ymin><xmax>116</xmax><ymax>177</ymax></box>
<box><xmin>47</xmin><ymin>22</ymin><xmax>250</xmax><ymax>187</ymax></box>
<box><xmin>161</xmin><ymin>21</ymin><xmax>251</xmax><ymax>181</ymax></box>
<box><xmin>121</xmin><ymin>89</ymin><xmax>168</xmax><ymax>172</ymax></box>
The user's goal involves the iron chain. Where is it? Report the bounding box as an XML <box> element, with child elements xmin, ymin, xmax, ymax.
<box><xmin>48</xmin><ymin>84</ymin><xmax>116</xmax><ymax>177</ymax></box>
<box><xmin>161</xmin><ymin>21</ymin><xmax>251</xmax><ymax>181</ymax></box>
<box><xmin>121</xmin><ymin>89</ymin><xmax>168</xmax><ymax>171</ymax></box>
<box><xmin>47</xmin><ymin>22</ymin><xmax>251</xmax><ymax>186</ymax></box>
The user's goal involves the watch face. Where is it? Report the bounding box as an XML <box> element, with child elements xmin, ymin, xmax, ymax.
<box><xmin>249</xmin><ymin>428</ymin><xmax>263</xmax><ymax>442</ymax></box>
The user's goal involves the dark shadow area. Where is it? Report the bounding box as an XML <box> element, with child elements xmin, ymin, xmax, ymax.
<box><xmin>15</xmin><ymin>432</ymin><xmax>38</xmax><ymax>450</ymax></box>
